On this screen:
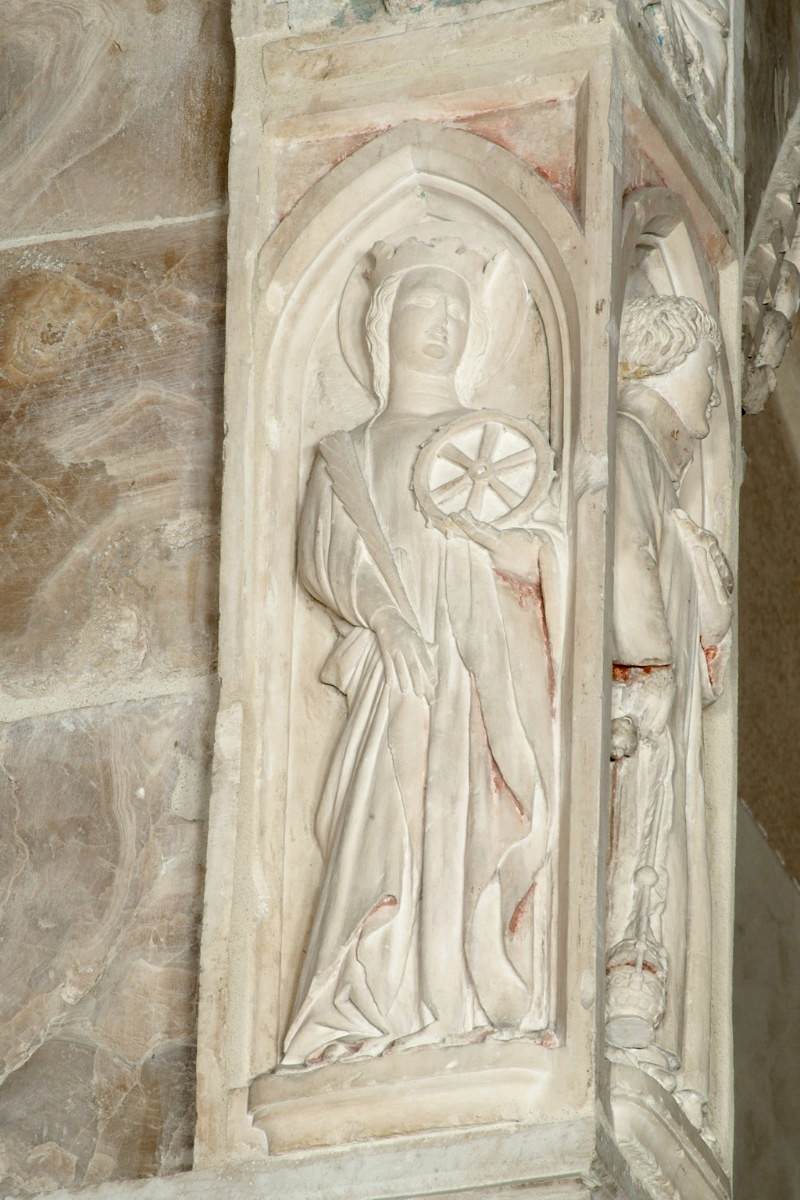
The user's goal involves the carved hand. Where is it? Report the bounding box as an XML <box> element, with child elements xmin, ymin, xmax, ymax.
<box><xmin>371</xmin><ymin>608</ymin><xmax>438</xmax><ymax>702</ymax></box>
<box><xmin>673</xmin><ymin>509</ymin><xmax>733</xmax><ymax>645</ymax></box>
<box><xmin>611</xmin><ymin>664</ymin><xmax>675</xmax><ymax>736</ymax></box>
<box><xmin>610</xmin><ymin>715</ymin><xmax>639</xmax><ymax>761</ymax></box>
<box><xmin>450</xmin><ymin>512</ymin><xmax>541</xmax><ymax>584</ymax></box>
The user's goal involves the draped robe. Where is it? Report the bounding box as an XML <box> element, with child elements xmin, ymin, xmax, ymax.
<box><xmin>609</xmin><ymin>383</ymin><xmax>728</xmax><ymax>1102</ymax></box>
<box><xmin>281</xmin><ymin>412</ymin><xmax>557</xmax><ymax>1068</ymax></box>
<box><xmin>663</xmin><ymin>0</ymin><xmax>729</xmax><ymax>128</ymax></box>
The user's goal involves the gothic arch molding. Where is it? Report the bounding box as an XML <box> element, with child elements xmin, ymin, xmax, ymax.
<box><xmin>204</xmin><ymin>122</ymin><xmax>589</xmax><ymax>1130</ymax></box>
<box><xmin>252</xmin><ymin>121</ymin><xmax>582</xmax><ymax>456</ymax></box>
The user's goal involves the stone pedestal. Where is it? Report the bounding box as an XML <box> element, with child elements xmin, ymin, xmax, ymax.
<box><xmin>195</xmin><ymin>3</ymin><xmax>741</xmax><ymax>1198</ymax></box>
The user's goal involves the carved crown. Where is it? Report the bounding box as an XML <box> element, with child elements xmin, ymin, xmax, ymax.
<box><xmin>366</xmin><ymin>237</ymin><xmax>490</xmax><ymax>293</ymax></box>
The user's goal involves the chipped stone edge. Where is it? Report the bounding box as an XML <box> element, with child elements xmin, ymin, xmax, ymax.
<box><xmin>742</xmin><ymin>102</ymin><xmax>800</xmax><ymax>415</ymax></box>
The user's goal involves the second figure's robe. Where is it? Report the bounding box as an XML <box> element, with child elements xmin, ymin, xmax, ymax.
<box><xmin>610</xmin><ymin>382</ymin><xmax>726</xmax><ymax>1102</ymax></box>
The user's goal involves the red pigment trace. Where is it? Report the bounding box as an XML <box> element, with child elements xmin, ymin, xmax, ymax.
<box><xmin>489</xmin><ymin>751</ymin><xmax>525</xmax><ymax>820</ymax></box>
<box><xmin>608</xmin><ymin>959</ymin><xmax>660</xmax><ymax>976</ymax></box>
<box><xmin>309</xmin><ymin>1039</ymin><xmax>366</xmax><ymax>1066</ymax></box>
<box><xmin>612</xmin><ymin>662</ymin><xmax>671</xmax><ymax>683</ymax></box>
<box><xmin>494</xmin><ymin>568</ymin><xmax>557</xmax><ymax>713</ymax></box>
<box><xmin>456</xmin><ymin>112</ymin><xmax>577</xmax><ymax>210</ymax></box>
<box><xmin>494</xmin><ymin>568</ymin><xmax>539</xmax><ymax>608</ymax></box>
<box><xmin>704</xmin><ymin>643</ymin><xmax>720</xmax><ymax>686</ymax></box>
<box><xmin>508</xmin><ymin>882</ymin><xmax>536</xmax><ymax>935</ymax></box>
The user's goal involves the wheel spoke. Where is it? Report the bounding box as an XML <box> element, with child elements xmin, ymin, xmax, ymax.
<box><xmin>433</xmin><ymin>473</ymin><xmax>471</xmax><ymax>502</ymax></box>
<box><xmin>479</xmin><ymin>421</ymin><xmax>502</xmax><ymax>462</ymax></box>
<box><xmin>467</xmin><ymin>479</ymin><xmax>488</xmax><ymax>516</ymax></box>
<box><xmin>439</xmin><ymin>443</ymin><xmax>475</xmax><ymax>471</ymax></box>
<box><xmin>489</xmin><ymin>477</ymin><xmax>523</xmax><ymax>510</ymax></box>
<box><xmin>493</xmin><ymin>447</ymin><xmax>536</xmax><ymax>473</ymax></box>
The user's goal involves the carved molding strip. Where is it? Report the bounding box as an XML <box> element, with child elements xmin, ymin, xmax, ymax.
<box><xmin>610</xmin><ymin>1065</ymin><xmax>731</xmax><ymax>1200</ymax></box>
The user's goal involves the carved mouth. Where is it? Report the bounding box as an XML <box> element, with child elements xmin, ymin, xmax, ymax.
<box><xmin>423</xmin><ymin>341</ymin><xmax>447</xmax><ymax>360</ymax></box>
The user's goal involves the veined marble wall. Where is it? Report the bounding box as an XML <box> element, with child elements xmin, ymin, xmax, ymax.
<box><xmin>733</xmin><ymin>805</ymin><xmax>800</xmax><ymax>1197</ymax></box>
<box><xmin>0</xmin><ymin>0</ymin><xmax>797</xmax><ymax>1197</ymax></box>
<box><xmin>0</xmin><ymin>2</ymin><xmax>233</xmax><ymax>1195</ymax></box>
<box><xmin>739</xmin><ymin>321</ymin><xmax>800</xmax><ymax>884</ymax></box>
<box><xmin>743</xmin><ymin>0</ymin><xmax>800</xmax><ymax>244</ymax></box>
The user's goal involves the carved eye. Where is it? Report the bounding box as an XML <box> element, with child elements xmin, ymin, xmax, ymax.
<box><xmin>449</xmin><ymin>303</ymin><xmax>468</xmax><ymax>322</ymax></box>
<box><xmin>401</xmin><ymin>291</ymin><xmax>438</xmax><ymax>309</ymax></box>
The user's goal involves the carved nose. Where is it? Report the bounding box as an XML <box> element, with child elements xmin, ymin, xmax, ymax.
<box><xmin>430</xmin><ymin>301</ymin><xmax>448</xmax><ymax>335</ymax></box>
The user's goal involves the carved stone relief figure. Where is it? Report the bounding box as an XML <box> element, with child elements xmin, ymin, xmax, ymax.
<box><xmin>280</xmin><ymin>237</ymin><xmax>563</xmax><ymax>1070</ymax></box>
<box><xmin>638</xmin><ymin>0</ymin><xmax>730</xmax><ymax>135</ymax></box>
<box><xmin>606</xmin><ymin>296</ymin><xmax>733</xmax><ymax>1131</ymax></box>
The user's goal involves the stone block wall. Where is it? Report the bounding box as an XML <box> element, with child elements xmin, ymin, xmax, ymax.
<box><xmin>0</xmin><ymin>2</ymin><xmax>233</xmax><ymax>1194</ymax></box>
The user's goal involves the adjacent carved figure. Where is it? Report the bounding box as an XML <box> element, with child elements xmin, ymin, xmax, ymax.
<box><xmin>281</xmin><ymin>237</ymin><xmax>561</xmax><ymax>1068</ymax></box>
<box><xmin>640</xmin><ymin>0</ymin><xmax>730</xmax><ymax>134</ymax></box>
<box><xmin>606</xmin><ymin>296</ymin><xmax>733</xmax><ymax>1126</ymax></box>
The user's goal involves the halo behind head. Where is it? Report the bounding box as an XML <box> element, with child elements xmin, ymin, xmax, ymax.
<box><xmin>338</xmin><ymin>232</ymin><xmax>530</xmax><ymax>405</ymax></box>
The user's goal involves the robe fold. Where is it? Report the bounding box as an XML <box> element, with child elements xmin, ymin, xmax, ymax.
<box><xmin>665</xmin><ymin>0</ymin><xmax>729</xmax><ymax>126</ymax></box>
<box><xmin>610</xmin><ymin>383</ymin><xmax>722</xmax><ymax>1101</ymax></box>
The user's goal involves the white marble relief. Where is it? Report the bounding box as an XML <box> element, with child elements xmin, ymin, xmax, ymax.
<box><xmin>606</xmin><ymin>295</ymin><xmax>733</xmax><ymax>1129</ymax></box>
<box><xmin>637</xmin><ymin>0</ymin><xmax>730</xmax><ymax>135</ymax></box>
<box><xmin>280</xmin><ymin>237</ymin><xmax>563</xmax><ymax>1069</ymax></box>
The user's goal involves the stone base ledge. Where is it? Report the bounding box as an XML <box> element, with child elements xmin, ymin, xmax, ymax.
<box><xmin>45</xmin><ymin>1120</ymin><xmax>599</xmax><ymax>1200</ymax></box>
<box><xmin>41</xmin><ymin>1066</ymin><xmax>732</xmax><ymax>1200</ymax></box>
<box><xmin>46</xmin><ymin>1178</ymin><xmax>598</xmax><ymax>1200</ymax></box>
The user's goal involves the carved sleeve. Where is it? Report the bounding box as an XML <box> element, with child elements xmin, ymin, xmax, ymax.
<box><xmin>298</xmin><ymin>453</ymin><xmax>403</xmax><ymax>631</ymax></box>
<box><xmin>611</xmin><ymin>419</ymin><xmax>672</xmax><ymax>668</ymax></box>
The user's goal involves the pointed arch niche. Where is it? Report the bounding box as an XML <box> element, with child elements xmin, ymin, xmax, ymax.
<box><xmin>197</xmin><ymin>122</ymin><xmax>609</xmax><ymax>1163</ymax></box>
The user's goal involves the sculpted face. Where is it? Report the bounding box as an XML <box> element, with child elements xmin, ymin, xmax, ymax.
<box><xmin>664</xmin><ymin>338</ymin><xmax>720</xmax><ymax>439</ymax></box>
<box><xmin>388</xmin><ymin>267</ymin><xmax>470</xmax><ymax>377</ymax></box>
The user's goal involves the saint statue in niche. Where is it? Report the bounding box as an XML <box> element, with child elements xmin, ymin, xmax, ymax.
<box><xmin>606</xmin><ymin>295</ymin><xmax>733</xmax><ymax>1127</ymax></box>
<box><xmin>281</xmin><ymin>237</ymin><xmax>561</xmax><ymax>1069</ymax></box>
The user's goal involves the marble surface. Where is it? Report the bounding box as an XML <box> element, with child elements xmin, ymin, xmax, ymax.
<box><xmin>0</xmin><ymin>207</ymin><xmax>225</xmax><ymax>1194</ymax></box>
<box><xmin>0</xmin><ymin>690</ymin><xmax>215</xmax><ymax>1197</ymax></box>
<box><xmin>0</xmin><ymin>216</ymin><xmax>226</xmax><ymax>715</ymax></box>
<box><xmin>733</xmin><ymin>803</ymin><xmax>800</xmax><ymax>1198</ymax></box>
<box><xmin>37</xmin><ymin>1128</ymin><xmax>598</xmax><ymax>1200</ymax></box>
<box><xmin>200</xmin><ymin>3</ymin><xmax>742</xmax><ymax>1194</ymax></box>
<box><xmin>0</xmin><ymin>0</ymin><xmax>233</xmax><ymax>240</ymax></box>
<box><xmin>739</xmin><ymin>327</ymin><xmax>800</xmax><ymax>883</ymax></box>
<box><xmin>0</xmin><ymin>3</ymin><xmax>230</xmax><ymax>1197</ymax></box>
<box><xmin>743</xmin><ymin>0</ymin><xmax>800</xmax><ymax>241</ymax></box>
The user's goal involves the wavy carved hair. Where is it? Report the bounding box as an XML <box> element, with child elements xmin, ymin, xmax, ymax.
<box><xmin>364</xmin><ymin>267</ymin><xmax>489</xmax><ymax>410</ymax></box>
<box><xmin>619</xmin><ymin>295</ymin><xmax>721</xmax><ymax>382</ymax></box>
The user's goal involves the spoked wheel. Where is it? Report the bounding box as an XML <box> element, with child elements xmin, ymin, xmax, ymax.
<box><xmin>413</xmin><ymin>410</ymin><xmax>553</xmax><ymax>533</ymax></box>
